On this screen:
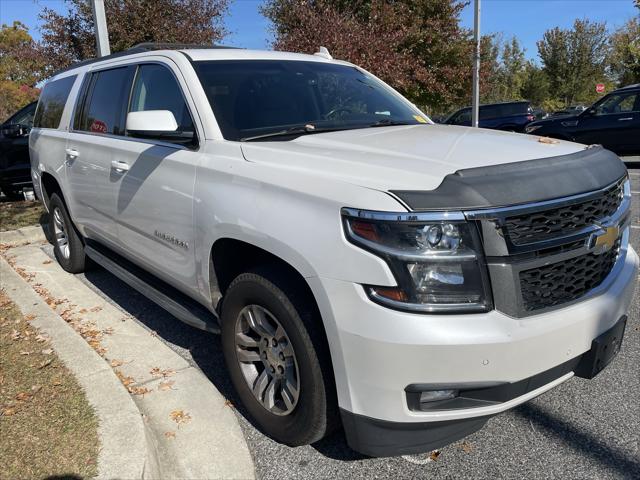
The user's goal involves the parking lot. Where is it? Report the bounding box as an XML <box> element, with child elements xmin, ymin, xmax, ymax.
<box><xmin>40</xmin><ymin>166</ymin><xmax>640</xmax><ymax>479</ymax></box>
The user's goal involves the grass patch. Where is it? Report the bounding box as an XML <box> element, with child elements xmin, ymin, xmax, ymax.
<box><xmin>0</xmin><ymin>291</ymin><xmax>99</xmax><ymax>479</ymax></box>
<box><xmin>0</xmin><ymin>200</ymin><xmax>45</xmax><ymax>232</ymax></box>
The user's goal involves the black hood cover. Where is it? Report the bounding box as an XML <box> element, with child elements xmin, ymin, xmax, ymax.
<box><xmin>391</xmin><ymin>146</ymin><xmax>627</xmax><ymax>211</ymax></box>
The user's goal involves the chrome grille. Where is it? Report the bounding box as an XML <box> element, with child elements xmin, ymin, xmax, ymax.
<box><xmin>504</xmin><ymin>180</ymin><xmax>624</xmax><ymax>246</ymax></box>
<box><xmin>519</xmin><ymin>242</ymin><xmax>620</xmax><ymax>311</ymax></box>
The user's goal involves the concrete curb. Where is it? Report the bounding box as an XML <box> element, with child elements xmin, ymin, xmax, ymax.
<box><xmin>0</xmin><ymin>224</ymin><xmax>47</xmax><ymax>246</ymax></box>
<box><xmin>1</xmin><ymin>242</ymin><xmax>256</xmax><ymax>479</ymax></box>
<box><xmin>0</xmin><ymin>255</ymin><xmax>151</xmax><ymax>480</ymax></box>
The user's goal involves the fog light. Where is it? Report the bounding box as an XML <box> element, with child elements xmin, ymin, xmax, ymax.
<box><xmin>419</xmin><ymin>389</ymin><xmax>458</xmax><ymax>403</ymax></box>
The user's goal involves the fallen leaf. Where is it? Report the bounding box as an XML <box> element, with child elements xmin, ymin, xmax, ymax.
<box><xmin>31</xmin><ymin>385</ymin><xmax>42</xmax><ymax>394</ymax></box>
<box><xmin>89</xmin><ymin>306</ymin><xmax>102</xmax><ymax>313</ymax></box>
<box><xmin>42</xmin><ymin>259</ymin><xmax>52</xmax><ymax>265</ymax></box>
<box><xmin>102</xmin><ymin>327</ymin><xmax>114</xmax><ymax>335</ymax></box>
<box><xmin>538</xmin><ymin>136</ymin><xmax>560</xmax><ymax>145</ymax></box>
<box><xmin>24</xmin><ymin>313</ymin><xmax>36</xmax><ymax>321</ymax></box>
<box><xmin>169</xmin><ymin>409</ymin><xmax>191</xmax><ymax>427</ymax></box>
<box><xmin>10</xmin><ymin>329</ymin><xmax>21</xmax><ymax>341</ymax></box>
<box><xmin>52</xmin><ymin>378</ymin><xmax>62</xmax><ymax>386</ymax></box>
<box><xmin>460</xmin><ymin>441</ymin><xmax>473</xmax><ymax>453</ymax></box>
<box><xmin>35</xmin><ymin>334</ymin><xmax>48</xmax><ymax>343</ymax></box>
<box><xmin>41</xmin><ymin>348</ymin><xmax>53</xmax><ymax>355</ymax></box>
<box><xmin>150</xmin><ymin>368</ymin><xmax>175</xmax><ymax>378</ymax></box>
<box><xmin>128</xmin><ymin>386</ymin><xmax>151</xmax><ymax>396</ymax></box>
<box><xmin>164</xmin><ymin>431</ymin><xmax>176</xmax><ymax>439</ymax></box>
<box><xmin>115</xmin><ymin>370</ymin><xmax>135</xmax><ymax>387</ymax></box>
<box><xmin>38</xmin><ymin>358</ymin><xmax>53</xmax><ymax>369</ymax></box>
<box><xmin>16</xmin><ymin>391</ymin><xmax>31</xmax><ymax>402</ymax></box>
<box><xmin>1</xmin><ymin>407</ymin><xmax>16</xmax><ymax>416</ymax></box>
<box><xmin>110</xmin><ymin>359</ymin><xmax>124</xmax><ymax>368</ymax></box>
<box><xmin>158</xmin><ymin>380</ymin><xmax>175</xmax><ymax>391</ymax></box>
<box><xmin>429</xmin><ymin>450</ymin><xmax>441</xmax><ymax>461</ymax></box>
<box><xmin>224</xmin><ymin>399</ymin><xmax>234</xmax><ymax>408</ymax></box>
<box><xmin>19</xmin><ymin>350</ymin><xmax>31</xmax><ymax>356</ymax></box>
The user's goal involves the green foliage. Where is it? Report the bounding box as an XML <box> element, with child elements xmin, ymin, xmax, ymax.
<box><xmin>537</xmin><ymin>19</ymin><xmax>609</xmax><ymax>105</ymax></box>
<box><xmin>609</xmin><ymin>17</ymin><xmax>640</xmax><ymax>86</ymax></box>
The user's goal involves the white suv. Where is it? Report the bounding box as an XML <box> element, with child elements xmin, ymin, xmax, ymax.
<box><xmin>30</xmin><ymin>44</ymin><xmax>637</xmax><ymax>457</ymax></box>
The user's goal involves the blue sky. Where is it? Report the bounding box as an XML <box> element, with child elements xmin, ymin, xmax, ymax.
<box><xmin>1</xmin><ymin>0</ymin><xmax>637</xmax><ymax>61</ymax></box>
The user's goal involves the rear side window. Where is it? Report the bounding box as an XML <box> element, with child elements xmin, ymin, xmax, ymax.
<box><xmin>76</xmin><ymin>67</ymin><xmax>133</xmax><ymax>135</ymax></box>
<box><xmin>33</xmin><ymin>75</ymin><xmax>76</xmax><ymax>129</ymax></box>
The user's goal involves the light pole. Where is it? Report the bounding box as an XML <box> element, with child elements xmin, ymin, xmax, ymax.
<box><xmin>91</xmin><ymin>0</ymin><xmax>111</xmax><ymax>57</ymax></box>
<box><xmin>471</xmin><ymin>0</ymin><xmax>481</xmax><ymax>128</ymax></box>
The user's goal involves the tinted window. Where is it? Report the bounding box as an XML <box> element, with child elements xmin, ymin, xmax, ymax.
<box><xmin>33</xmin><ymin>75</ymin><xmax>76</xmax><ymax>129</ymax></box>
<box><xmin>129</xmin><ymin>64</ymin><xmax>195</xmax><ymax>134</ymax></box>
<box><xmin>450</xmin><ymin>108</ymin><xmax>471</xmax><ymax>124</ymax></box>
<box><xmin>594</xmin><ymin>92</ymin><xmax>638</xmax><ymax>115</ymax></box>
<box><xmin>4</xmin><ymin>102</ymin><xmax>37</xmax><ymax>126</ymax></box>
<box><xmin>194</xmin><ymin>60</ymin><xmax>424</xmax><ymax>141</ymax></box>
<box><xmin>77</xmin><ymin>67</ymin><xmax>132</xmax><ymax>135</ymax></box>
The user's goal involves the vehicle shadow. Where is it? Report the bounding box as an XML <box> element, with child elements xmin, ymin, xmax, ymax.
<box><xmin>80</xmin><ymin>265</ymin><xmax>366</xmax><ymax>461</ymax></box>
<box><xmin>514</xmin><ymin>402</ymin><xmax>640</xmax><ymax>478</ymax></box>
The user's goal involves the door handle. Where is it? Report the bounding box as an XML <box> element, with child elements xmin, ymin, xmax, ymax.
<box><xmin>111</xmin><ymin>160</ymin><xmax>130</xmax><ymax>172</ymax></box>
<box><xmin>618</xmin><ymin>117</ymin><xmax>633</xmax><ymax>121</ymax></box>
<box><xmin>65</xmin><ymin>148</ymin><xmax>79</xmax><ymax>159</ymax></box>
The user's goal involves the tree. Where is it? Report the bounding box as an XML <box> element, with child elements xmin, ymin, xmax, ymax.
<box><xmin>537</xmin><ymin>19</ymin><xmax>609</xmax><ymax>105</ymax></box>
<box><xmin>520</xmin><ymin>61</ymin><xmax>550</xmax><ymax>106</ymax></box>
<box><xmin>0</xmin><ymin>22</ymin><xmax>43</xmax><ymax>121</ymax></box>
<box><xmin>499</xmin><ymin>37</ymin><xmax>527</xmax><ymax>100</ymax></box>
<box><xmin>38</xmin><ymin>0</ymin><xmax>230</xmax><ymax>72</ymax></box>
<box><xmin>262</xmin><ymin>0</ymin><xmax>473</xmax><ymax>113</ymax></box>
<box><xmin>609</xmin><ymin>17</ymin><xmax>640</xmax><ymax>86</ymax></box>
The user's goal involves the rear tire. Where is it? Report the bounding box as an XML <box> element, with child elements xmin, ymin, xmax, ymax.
<box><xmin>49</xmin><ymin>193</ymin><xmax>88</xmax><ymax>273</ymax></box>
<box><xmin>221</xmin><ymin>268</ymin><xmax>338</xmax><ymax>446</ymax></box>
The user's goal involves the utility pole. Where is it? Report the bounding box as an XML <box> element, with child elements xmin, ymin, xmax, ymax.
<box><xmin>471</xmin><ymin>0</ymin><xmax>481</xmax><ymax>128</ymax></box>
<box><xmin>91</xmin><ymin>0</ymin><xmax>111</xmax><ymax>57</ymax></box>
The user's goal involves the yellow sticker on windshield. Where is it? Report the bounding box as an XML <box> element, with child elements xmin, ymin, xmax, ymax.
<box><xmin>413</xmin><ymin>115</ymin><xmax>428</xmax><ymax>124</ymax></box>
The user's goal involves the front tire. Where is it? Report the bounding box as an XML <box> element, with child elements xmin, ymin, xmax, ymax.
<box><xmin>49</xmin><ymin>193</ymin><xmax>88</xmax><ymax>273</ymax></box>
<box><xmin>221</xmin><ymin>268</ymin><xmax>337</xmax><ymax>446</ymax></box>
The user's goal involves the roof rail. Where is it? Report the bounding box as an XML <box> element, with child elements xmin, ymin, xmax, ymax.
<box><xmin>50</xmin><ymin>42</ymin><xmax>238</xmax><ymax>78</ymax></box>
<box><xmin>130</xmin><ymin>42</ymin><xmax>238</xmax><ymax>51</ymax></box>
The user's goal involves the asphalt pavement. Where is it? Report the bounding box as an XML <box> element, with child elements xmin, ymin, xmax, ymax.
<box><xmin>66</xmin><ymin>169</ymin><xmax>640</xmax><ymax>480</ymax></box>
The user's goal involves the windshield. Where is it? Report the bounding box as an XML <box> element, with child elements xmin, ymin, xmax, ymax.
<box><xmin>193</xmin><ymin>60</ymin><xmax>427</xmax><ymax>141</ymax></box>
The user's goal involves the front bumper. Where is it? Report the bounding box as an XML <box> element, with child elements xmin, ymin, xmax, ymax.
<box><xmin>309</xmin><ymin>245</ymin><xmax>638</xmax><ymax>456</ymax></box>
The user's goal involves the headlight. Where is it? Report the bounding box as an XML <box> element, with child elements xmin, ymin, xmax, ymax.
<box><xmin>525</xmin><ymin>124</ymin><xmax>543</xmax><ymax>133</ymax></box>
<box><xmin>342</xmin><ymin>208</ymin><xmax>492</xmax><ymax>313</ymax></box>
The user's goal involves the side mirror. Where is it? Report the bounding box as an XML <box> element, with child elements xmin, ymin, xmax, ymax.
<box><xmin>126</xmin><ymin>110</ymin><xmax>178</xmax><ymax>136</ymax></box>
<box><xmin>1</xmin><ymin>124</ymin><xmax>28</xmax><ymax>138</ymax></box>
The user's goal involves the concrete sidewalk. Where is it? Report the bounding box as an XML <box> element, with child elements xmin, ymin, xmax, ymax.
<box><xmin>1</xmin><ymin>242</ymin><xmax>255</xmax><ymax>479</ymax></box>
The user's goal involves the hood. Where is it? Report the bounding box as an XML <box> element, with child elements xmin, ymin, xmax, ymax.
<box><xmin>240</xmin><ymin>124</ymin><xmax>584</xmax><ymax>191</ymax></box>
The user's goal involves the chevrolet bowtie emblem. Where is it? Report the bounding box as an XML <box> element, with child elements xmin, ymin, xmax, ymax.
<box><xmin>591</xmin><ymin>225</ymin><xmax>620</xmax><ymax>254</ymax></box>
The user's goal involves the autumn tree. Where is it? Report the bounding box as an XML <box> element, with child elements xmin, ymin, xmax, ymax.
<box><xmin>537</xmin><ymin>19</ymin><xmax>610</xmax><ymax>105</ymax></box>
<box><xmin>262</xmin><ymin>0</ymin><xmax>473</xmax><ymax>113</ymax></box>
<box><xmin>0</xmin><ymin>22</ymin><xmax>44</xmax><ymax>120</ymax></box>
<box><xmin>38</xmin><ymin>0</ymin><xmax>230</xmax><ymax>72</ymax></box>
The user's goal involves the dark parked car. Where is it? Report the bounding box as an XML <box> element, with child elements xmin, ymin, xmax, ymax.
<box><xmin>441</xmin><ymin>101</ymin><xmax>536</xmax><ymax>132</ymax></box>
<box><xmin>525</xmin><ymin>84</ymin><xmax>640</xmax><ymax>155</ymax></box>
<box><xmin>0</xmin><ymin>101</ymin><xmax>37</xmax><ymax>199</ymax></box>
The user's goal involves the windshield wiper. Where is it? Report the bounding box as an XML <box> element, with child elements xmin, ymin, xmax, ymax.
<box><xmin>368</xmin><ymin>119</ymin><xmax>414</xmax><ymax>127</ymax></box>
<box><xmin>241</xmin><ymin>124</ymin><xmax>347</xmax><ymax>142</ymax></box>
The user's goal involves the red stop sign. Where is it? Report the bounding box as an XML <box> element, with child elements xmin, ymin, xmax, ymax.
<box><xmin>596</xmin><ymin>83</ymin><xmax>605</xmax><ymax>93</ymax></box>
